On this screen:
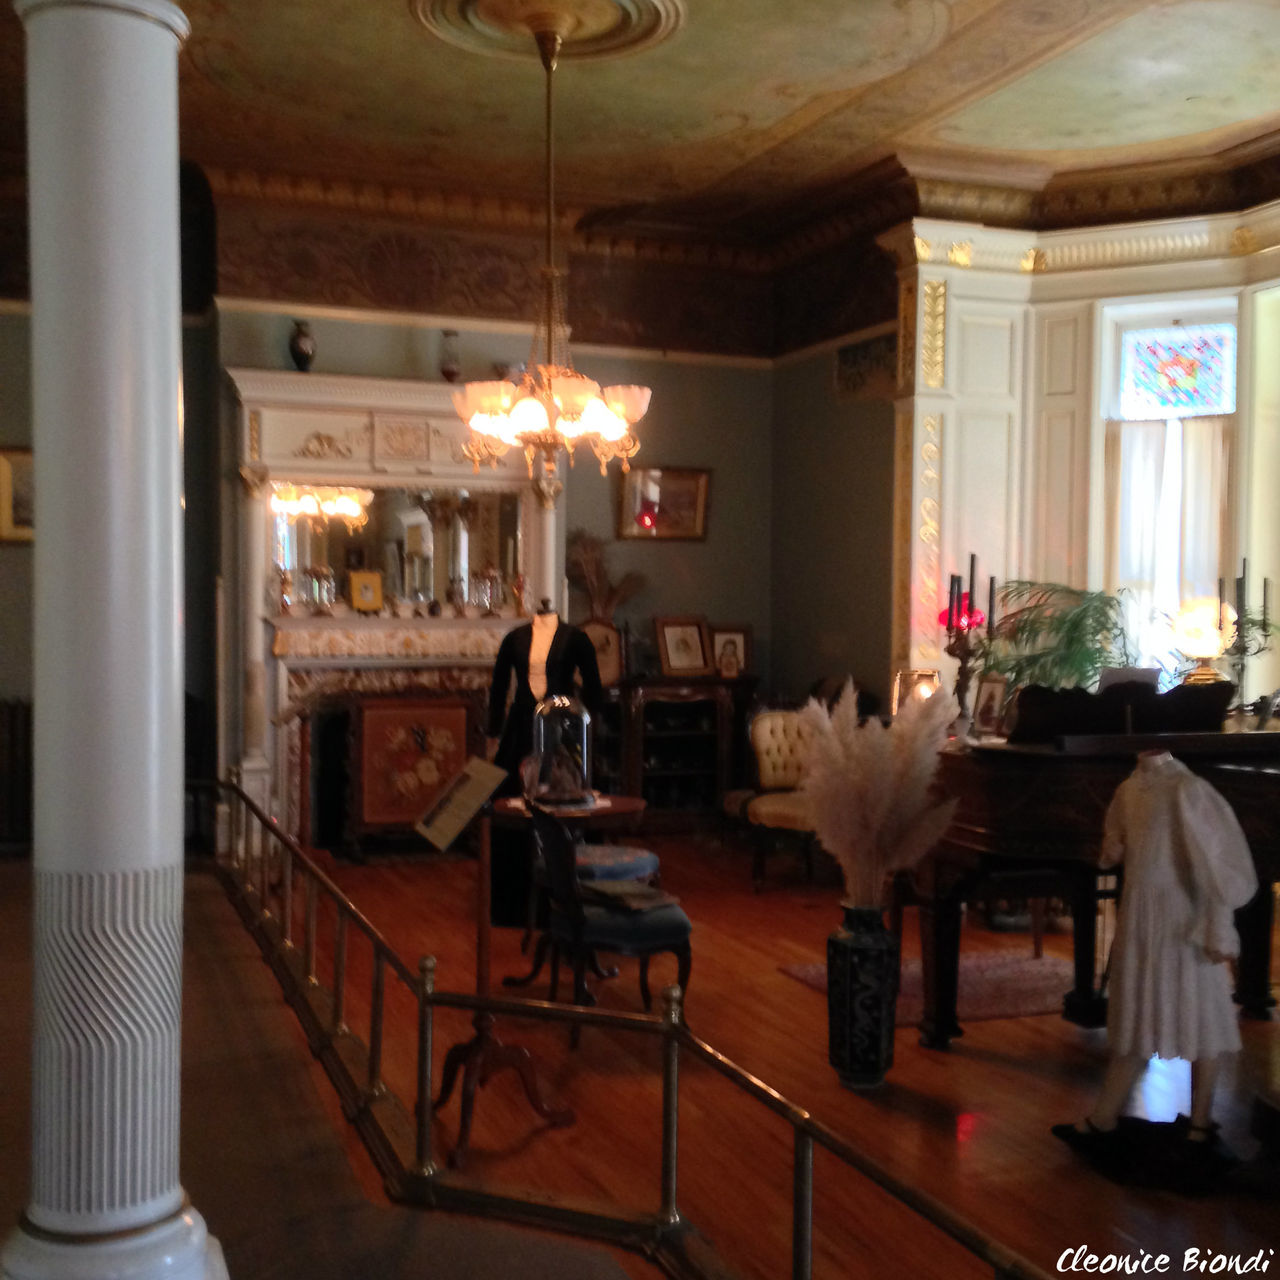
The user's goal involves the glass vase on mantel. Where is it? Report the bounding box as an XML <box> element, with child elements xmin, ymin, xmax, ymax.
<box><xmin>826</xmin><ymin>904</ymin><xmax>900</xmax><ymax>1088</ymax></box>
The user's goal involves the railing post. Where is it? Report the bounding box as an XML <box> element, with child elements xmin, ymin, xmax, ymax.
<box><xmin>367</xmin><ymin>951</ymin><xmax>385</xmax><ymax>1097</ymax></box>
<box><xmin>659</xmin><ymin>985</ymin><xmax>682</xmax><ymax>1227</ymax></box>
<box><xmin>281</xmin><ymin>844</ymin><xmax>294</xmax><ymax>947</ymax></box>
<box><xmin>230</xmin><ymin>792</ymin><xmax>243</xmax><ymax>870</ymax></box>
<box><xmin>792</xmin><ymin>1129</ymin><xmax>813</xmax><ymax>1280</ymax></box>
<box><xmin>332</xmin><ymin>911</ymin><xmax>348</xmax><ymax>1035</ymax></box>
<box><xmin>415</xmin><ymin>956</ymin><xmax>437</xmax><ymax>1176</ymax></box>
<box><xmin>258</xmin><ymin>822</ymin><xmax>270</xmax><ymax>914</ymax></box>
<box><xmin>304</xmin><ymin>877</ymin><xmax>318</xmax><ymax>983</ymax></box>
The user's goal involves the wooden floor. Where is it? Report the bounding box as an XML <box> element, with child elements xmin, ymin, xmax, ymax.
<box><xmin>296</xmin><ymin>829</ymin><xmax>1280</xmax><ymax>1280</ymax></box>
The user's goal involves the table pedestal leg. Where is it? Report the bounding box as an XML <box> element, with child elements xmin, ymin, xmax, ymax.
<box><xmin>435</xmin><ymin>1011</ymin><xmax>574</xmax><ymax>1168</ymax></box>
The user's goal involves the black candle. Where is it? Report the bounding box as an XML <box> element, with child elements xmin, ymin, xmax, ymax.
<box><xmin>987</xmin><ymin>575</ymin><xmax>996</xmax><ymax>641</ymax></box>
<box><xmin>1218</xmin><ymin>577</ymin><xmax>1225</xmax><ymax>632</ymax></box>
<box><xmin>1264</xmin><ymin>578</ymin><xmax>1271</xmax><ymax>632</ymax></box>
<box><xmin>1241</xmin><ymin>558</ymin><xmax>1248</xmax><ymax>619</ymax></box>
<box><xmin>947</xmin><ymin>574</ymin><xmax>959</xmax><ymax>632</ymax></box>
<box><xmin>968</xmin><ymin>555</ymin><xmax>977</xmax><ymax>630</ymax></box>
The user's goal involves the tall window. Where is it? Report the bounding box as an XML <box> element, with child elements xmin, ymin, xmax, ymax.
<box><xmin>1105</xmin><ymin>322</ymin><xmax>1236</xmax><ymax>672</ymax></box>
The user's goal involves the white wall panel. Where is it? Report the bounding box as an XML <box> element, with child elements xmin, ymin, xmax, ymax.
<box><xmin>957</xmin><ymin>313</ymin><xmax>1016</xmax><ymax>398</ymax></box>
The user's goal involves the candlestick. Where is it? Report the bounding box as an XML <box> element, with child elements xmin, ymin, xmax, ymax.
<box><xmin>987</xmin><ymin>575</ymin><xmax>996</xmax><ymax>641</ymax></box>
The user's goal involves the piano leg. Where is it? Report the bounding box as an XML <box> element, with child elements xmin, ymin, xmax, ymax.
<box><xmin>1062</xmin><ymin>868</ymin><xmax>1108</xmax><ymax>1029</ymax></box>
<box><xmin>918</xmin><ymin>892</ymin><xmax>964</xmax><ymax>1050</ymax></box>
<box><xmin>1234</xmin><ymin>882</ymin><xmax>1277</xmax><ymax>1020</ymax></box>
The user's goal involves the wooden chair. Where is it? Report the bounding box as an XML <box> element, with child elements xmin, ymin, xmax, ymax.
<box><xmin>529</xmin><ymin>805</ymin><xmax>691</xmax><ymax>1038</ymax></box>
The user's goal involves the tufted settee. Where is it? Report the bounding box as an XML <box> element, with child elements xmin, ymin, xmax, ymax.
<box><xmin>735</xmin><ymin>708</ymin><xmax>817</xmax><ymax>888</ymax></box>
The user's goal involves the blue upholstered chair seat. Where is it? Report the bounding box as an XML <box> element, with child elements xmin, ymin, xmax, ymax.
<box><xmin>551</xmin><ymin>899</ymin><xmax>691</xmax><ymax>952</ymax></box>
<box><xmin>574</xmin><ymin>844</ymin><xmax>660</xmax><ymax>882</ymax></box>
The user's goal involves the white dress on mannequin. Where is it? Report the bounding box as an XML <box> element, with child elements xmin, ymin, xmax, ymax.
<box><xmin>1101</xmin><ymin>752</ymin><xmax>1258</xmax><ymax>1061</ymax></box>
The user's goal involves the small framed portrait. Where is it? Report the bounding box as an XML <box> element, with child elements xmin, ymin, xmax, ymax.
<box><xmin>580</xmin><ymin>619</ymin><xmax>624</xmax><ymax>686</ymax></box>
<box><xmin>0</xmin><ymin>448</ymin><xmax>33</xmax><ymax>542</ymax></box>
<box><xmin>656</xmin><ymin>616</ymin><xmax>712</xmax><ymax>677</ymax></box>
<box><xmin>710</xmin><ymin>625</ymin><xmax>751</xmax><ymax>679</ymax></box>
<box><xmin>619</xmin><ymin>467</ymin><xmax>710</xmax><ymax>541</ymax></box>
<box><xmin>973</xmin><ymin>673</ymin><xmax>1009</xmax><ymax>737</ymax></box>
<box><xmin>890</xmin><ymin>668</ymin><xmax>940</xmax><ymax>715</ymax></box>
<box><xmin>349</xmin><ymin>569</ymin><xmax>384</xmax><ymax>614</ymax></box>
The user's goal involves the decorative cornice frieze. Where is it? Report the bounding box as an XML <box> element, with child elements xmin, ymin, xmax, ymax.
<box><xmin>271</xmin><ymin>621</ymin><xmax>506</xmax><ymax>662</ymax></box>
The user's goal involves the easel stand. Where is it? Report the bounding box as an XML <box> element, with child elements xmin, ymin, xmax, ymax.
<box><xmin>434</xmin><ymin>805</ymin><xmax>574</xmax><ymax>1167</ymax></box>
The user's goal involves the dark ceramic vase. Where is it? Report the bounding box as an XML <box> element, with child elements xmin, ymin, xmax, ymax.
<box><xmin>826</xmin><ymin>905</ymin><xmax>899</xmax><ymax>1088</ymax></box>
<box><xmin>288</xmin><ymin>320</ymin><xmax>316</xmax><ymax>372</ymax></box>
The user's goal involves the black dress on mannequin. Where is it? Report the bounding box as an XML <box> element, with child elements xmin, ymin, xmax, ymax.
<box><xmin>485</xmin><ymin>610</ymin><xmax>604</xmax><ymax>925</ymax></box>
<box><xmin>487</xmin><ymin>617</ymin><xmax>604</xmax><ymax>779</ymax></box>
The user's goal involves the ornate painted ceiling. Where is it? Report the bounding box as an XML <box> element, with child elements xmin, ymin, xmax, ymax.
<box><xmin>2</xmin><ymin>0</ymin><xmax>1279</xmax><ymax>251</ymax></box>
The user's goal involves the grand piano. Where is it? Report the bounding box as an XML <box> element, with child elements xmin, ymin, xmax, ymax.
<box><xmin>918</xmin><ymin>732</ymin><xmax>1280</xmax><ymax>1049</ymax></box>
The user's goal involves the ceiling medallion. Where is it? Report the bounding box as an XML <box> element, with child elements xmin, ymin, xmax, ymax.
<box><xmin>412</xmin><ymin>0</ymin><xmax>686</xmax><ymax>61</ymax></box>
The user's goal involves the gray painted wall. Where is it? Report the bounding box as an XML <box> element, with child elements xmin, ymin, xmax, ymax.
<box><xmin>769</xmin><ymin>351</ymin><xmax>897</xmax><ymax>708</ymax></box>
<box><xmin>0</xmin><ymin>310</ymin><xmax>32</xmax><ymax>698</ymax></box>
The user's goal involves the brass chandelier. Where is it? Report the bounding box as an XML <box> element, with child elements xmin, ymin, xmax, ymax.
<box><xmin>452</xmin><ymin>26</ymin><xmax>650</xmax><ymax>478</ymax></box>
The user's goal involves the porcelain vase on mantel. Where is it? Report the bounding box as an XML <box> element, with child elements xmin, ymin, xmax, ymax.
<box><xmin>826</xmin><ymin>903</ymin><xmax>900</xmax><ymax>1088</ymax></box>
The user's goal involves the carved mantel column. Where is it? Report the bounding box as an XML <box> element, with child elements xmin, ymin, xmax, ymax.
<box><xmin>237</xmin><ymin>465</ymin><xmax>272</xmax><ymax>814</ymax></box>
<box><xmin>5</xmin><ymin>2</ymin><xmax>227</xmax><ymax>1278</ymax></box>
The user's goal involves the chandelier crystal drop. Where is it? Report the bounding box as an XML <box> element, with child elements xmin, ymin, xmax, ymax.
<box><xmin>455</xmin><ymin>27</ymin><xmax>650</xmax><ymax>478</ymax></box>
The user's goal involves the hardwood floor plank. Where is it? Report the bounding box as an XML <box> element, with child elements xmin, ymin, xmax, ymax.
<box><xmin>298</xmin><ymin>832</ymin><xmax>1279</xmax><ymax>1280</ymax></box>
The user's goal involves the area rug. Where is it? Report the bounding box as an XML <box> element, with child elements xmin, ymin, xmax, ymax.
<box><xmin>778</xmin><ymin>952</ymin><xmax>1075</xmax><ymax>1026</ymax></box>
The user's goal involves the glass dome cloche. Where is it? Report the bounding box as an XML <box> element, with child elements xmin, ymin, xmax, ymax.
<box><xmin>524</xmin><ymin>695</ymin><xmax>593</xmax><ymax>806</ymax></box>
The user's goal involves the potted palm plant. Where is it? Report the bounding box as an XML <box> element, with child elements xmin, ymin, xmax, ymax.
<box><xmin>800</xmin><ymin>683</ymin><xmax>957</xmax><ymax>1087</ymax></box>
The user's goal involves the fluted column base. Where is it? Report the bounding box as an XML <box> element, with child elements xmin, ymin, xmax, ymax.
<box><xmin>2</xmin><ymin>1206</ymin><xmax>227</xmax><ymax>1280</ymax></box>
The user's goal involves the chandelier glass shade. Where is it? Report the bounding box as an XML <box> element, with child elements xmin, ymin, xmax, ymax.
<box><xmin>454</xmin><ymin>29</ymin><xmax>650</xmax><ymax>477</ymax></box>
<box><xmin>269</xmin><ymin>482</ymin><xmax>374</xmax><ymax>529</ymax></box>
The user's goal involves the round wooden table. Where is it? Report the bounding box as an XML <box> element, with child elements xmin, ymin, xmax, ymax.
<box><xmin>435</xmin><ymin>792</ymin><xmax>645</xmax><ymax>1166</ymax></box>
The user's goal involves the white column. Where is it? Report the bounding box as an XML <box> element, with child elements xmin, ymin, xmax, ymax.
<box><xmin>238</xmin><ymin>478</ymin><xmax>271</xmax><ymax>815</ymax></box>
<box><xmin>4</xmin><ymin>2</ymin><xmax>227</xmax><ymax>1278</ymax></box>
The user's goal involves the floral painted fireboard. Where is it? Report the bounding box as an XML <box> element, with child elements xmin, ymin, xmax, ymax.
<box><xmin>357</xmin><ymin>698</ymin><xmax>468</xmax><ymax>829</ymax></box>
<box><xmin>1118</xmin><ymin>323</ymin><xmax>1236</xmax><ymax>419</ymax></box>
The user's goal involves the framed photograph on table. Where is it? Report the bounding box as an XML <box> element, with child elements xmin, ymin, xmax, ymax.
<box><xmin>656</xmin><ymin>616</ymin><xmax>712</xmax><ymax>677</ymax></box>
<box><xmin>709</xmin><ymin>625</ymin><xmax>751</xmax><ymax>678</ymax></box>
<box><xmin>973</xmin><ymin>674</ymin><xmax>1008</xmax><ymax>736</ymax></box>
<box><xmin>580</xmin><ymin>619</ymin><xmax>624</xmax><ymax>686</ymax></box>
<box><xmin>619</xmin><ymin>467</ymin><xmax>709</xmax><ymax>540</ymax></box>
<box><xmin>890</xmin><ymin>668</ymin><xmax>940</xmax><ymax>715</ymax></box>
<box><xmin>349</xmin><ymin>569</ymin><xmax>383</xmax><ymax>614</ymax></box>
<box><xmin>0</xmin><ymin>448</ymin><xmax>33</xmax><ymax>542</ymax></box>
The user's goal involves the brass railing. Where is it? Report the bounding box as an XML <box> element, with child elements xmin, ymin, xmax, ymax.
<box><xmin>203</xmin><ymin>778</ymin><xmax>1055</xmax><ymax>1280</ymax></box>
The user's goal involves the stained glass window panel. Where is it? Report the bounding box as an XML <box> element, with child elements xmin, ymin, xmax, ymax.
<box><xmin>1119</xmin><ymin>323</ymin><xmax>1236</xmax><ymax>419</ymax></box>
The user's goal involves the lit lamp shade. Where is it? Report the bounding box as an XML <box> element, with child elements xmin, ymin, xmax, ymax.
<box><xmin>579</xmin><ymin>395</ymin><xmax>626</xmax><ymax>441</ymax></box>
<box><xmin>890</xmin><ymin>669</ymin><xmax>941</xmax><ymax>714</ymax></box>
<box><xmin>1174</xmin><ymin>598</ymin><xmax>1234</xmax><ymax>660</ymax></box>
<box><xmin>603</xmin><ymin>384</ymin><xmax>652</xmax><ymax>426</ymax></box>
<box><xmin>508</xmin><ymin>393</ymin><xmax>551</xmax><ymax>438</ymax></box>
<box><xmin>453</xmin><ymin>380</ymin><xmax>517</xmax><ymax>435</ymax></box>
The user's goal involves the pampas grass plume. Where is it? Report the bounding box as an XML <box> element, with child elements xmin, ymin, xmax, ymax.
<box><xmin>800</xmin><ymin>680</ymin><xmax>958</xmax><ymax>908</ymax></box>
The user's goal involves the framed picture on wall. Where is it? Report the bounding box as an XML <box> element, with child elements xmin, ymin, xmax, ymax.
<box><xmin>618</xmin><ymin>467</ymin><xmax>709</xmax><ymax>540</ymax></box>
<box><xmin>655</xmin><ymin>616</ymin><xmax>712</xmax><ymax>677</ymax></box>
<box><xmin>0</xmin><ymin>448</ymin><xmax>33</xmax><ymax>542</ymax></box>
<box><xmin>709</xmin><ymin>625</ymin><xmax>751</xmax><ymax>678</ymax></box>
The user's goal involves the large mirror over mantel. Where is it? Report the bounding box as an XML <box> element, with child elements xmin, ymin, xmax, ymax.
<box><xmin>271</xmin><ymin>482</ymin><xmax>524</xmax><ymax>616</ymax></box>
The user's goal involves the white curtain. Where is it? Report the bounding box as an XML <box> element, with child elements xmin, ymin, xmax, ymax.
<box><xmin>1105</xmin><ymin>415</ymin><xmax>1231</xmax><ymax>671</ymax></box>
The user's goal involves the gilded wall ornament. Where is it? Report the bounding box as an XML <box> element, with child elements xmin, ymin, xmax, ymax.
<box><xmin>921</xmin><ymin>281</ymin><xmax>946</xmax><ymax>390</ymax></box>
<box><xmin>897</xmin><ymin>276</ymin><xmax>918</xmax><ymax>393</ymax></box>
<box><xmin>915</xmin><ymin>415</ymin><xmax>942</xmax><ymax>664</ymax></box>
<box><xmin>947</xmin><ymin>242</ymin><xmax>972</xmax><ymax>268</ymax></box>
<box><xmin>248</xmin><ymin>411</ymin><xmax>262</xmax><ymax>462</ymax></box>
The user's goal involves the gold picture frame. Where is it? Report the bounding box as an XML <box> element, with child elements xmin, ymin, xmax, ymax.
<box><xmin>0</xmin><ymin>448</ymin><xmax>33</xmax><ymax>542</ymax></box>
<box><xmin>619</xmin><ymin>467</ymin><xmax>710</xmax><ymax>540</ymax></box>
<box><xmin>709</xmin><ymin>624</ymin><xmax>751</xmax><ymax>678</ymax></box>
<box><xmin>349</xmin><ymin>569</ymin><xmax>383</xmax><ymax>614</ymax></box>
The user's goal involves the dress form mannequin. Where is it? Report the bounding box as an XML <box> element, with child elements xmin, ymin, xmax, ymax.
<box><xmin>1053</xmin><ymin>750</ymin><xmax>1257</xmax><ymax>1179</ymax></box>
<box><xmin>484</xmin><ymin>604</ymin><xmax>604</xmax><ymax>925</ymax></box>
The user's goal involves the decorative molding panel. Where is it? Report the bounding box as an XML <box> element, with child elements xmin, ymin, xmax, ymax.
<box><xmin>913</xmin><ymin>414</ymin><xmax>943</xmax><ymax>667</ymax></box>
<box><xmin>921</xmin><ymin>281</ymin><xmax>947</xmax><ymax>390</ymax></box>
<box><xmin>957</xmin><ymin>314</ymin><xmax>1016</xmax><ymax>399</ymax></box>
<box><xmin>271</xmin><ymin>621</ymin><xmax>506</xmax><ymax>662</ymax></box>
<box><xmin>32</xmin><ymin>866</ymin><xmax>183</xmax><ymax>1227</ymax></box>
